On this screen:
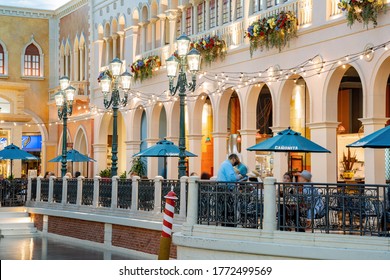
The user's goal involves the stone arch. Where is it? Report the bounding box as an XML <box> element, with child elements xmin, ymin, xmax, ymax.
<box><xmin>159</xmin><ymin>0</ymin><xmax>168</xmax><ymax>14</ymax></box>
<box><xmin>104</xmin><ymin>22</ymin><xmax>111</xmax><ymax>38</ymax></box>
<box><xmin>73</xmin><ymin>125</ymin><xmax>90</xmax><ymax>177</ymax></box>
<box><xmin>324</xmin><ymin>62</ymin><xmax>366</xmax><ymax>122</ymax></box>
<box><xmin>370</xmin><ymin>52</ymin><xmax>390</xmax><ymax>119</ymax></box>
<box><xmin>151</xmin><ymin>0</ymin><xmax>158</xmax><ymax>18</ymax></box>
<box><xmin>97</xmin><ymin>24</ymin><xmax>104</xmax><ymax>40</ymax></box>
<box><xmin>149</xmin><ymin>101</ymin><xmax>164</xmax><ymax>139</ymax></box>
<box><xmin>141</xmin><ymin>5</ymin><xmax>149</xmax><ymax>22</ymax></box>
<box><xmin>131</xmin><ymin>9</ymin><xmax>140</xmax><ymax>26</ymax></box>
<box><xmin>118</xmin><ymin>14</ymin><xmax>126</xmax><ymax>31</ymax></box>
<box><xmin>111</xmin><ymin>18</ymin><xmax>118</xmax><ymax>34</ymax></box>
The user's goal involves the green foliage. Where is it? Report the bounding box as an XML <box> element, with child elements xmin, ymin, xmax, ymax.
<box><xmin>119</xmin><ymin>171</ymin><xmax>127</xmax><ymax>179</ymax></box>
<box><xmin>129</xmin><ymin>157</ymin><xmax>147</xmax><ymax>177</ymax></box>
<box><xmin>244</xmin><ymin>11</ymin><xmax>298</xmax><ymax>57</ymax></box>
<box><xmin>99</xmin><ymin>168</ymin><xmax>111</xmax><ymax>178</ymax></box>
<box><xmin>338</xmin><ymin>0</ymin><xmax>386</xmax><ymax>28</ymax></box>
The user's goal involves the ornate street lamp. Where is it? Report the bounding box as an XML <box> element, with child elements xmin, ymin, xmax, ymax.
<box><xmin>55</xmin><ymin>76</ymin><xmax>76</xmax><ymax>177</ymax></box>
<box><xmin>166</xmin><ymin>34</ymin><xmax>201</xmax><ymax>178</ymax></box>
<box><xmin>100</xmin><ymin>57</ymin><xmax>132</xmax><ymax>177</ymax></box>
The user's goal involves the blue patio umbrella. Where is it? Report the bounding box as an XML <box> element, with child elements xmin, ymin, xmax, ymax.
<box><xmin>49</xmin><ymin>149</ymin><xmax>96</xmax><ymax>163</ymax></box>
<box><xmin>247</xmin><ymin>128</ymin><xmax>330</xmax><ymax>172</ymax></box>
<box><xmin>133</xmin><ymin>139</ymin><xmax>197</xmax><ymax>178</ymax></box>
<box><xmin>0</xmin><ymin>143</ymin><xmax>38</xmax><ymax>176</ymax></box>
<box><xmin>49</xmin><ymin>149</ymin><xmax>96</xmax><ymax>176</ymax></box>
<box><xmin>347</xmin><ymin>125</ymin><xmax>390</xmax><ymax>148</ymax></box>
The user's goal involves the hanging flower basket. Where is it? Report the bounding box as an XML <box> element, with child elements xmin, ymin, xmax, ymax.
<box><xmin>130</xmin><ymin>55</ymin><xmax>161</xmax><ymax>83</ymax></box>
<box><xmin>244</xmin><ymin>11</ymin><xmax>298</xmax><ymax>57</ymax></box>
<box><xmin>191</xmin><ymin>35</ymin><xmax>227</xmax><ymax>66</ymax></box>
<box><xmin>338</xmin><ymin>0</ymin><xmax>386</xmax><ymax>28</ymax></box>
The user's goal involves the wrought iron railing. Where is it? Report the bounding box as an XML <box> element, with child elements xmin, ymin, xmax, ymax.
<box><xmin>198</xmin><ymin>180</ymin><xmax>264</xmax><ymax>228</ymax></box>
<box><xmin>0</xmin><ymin>178</ymin><xmax>28</xmax><ymax>206</ymax></box>
<box><xmin>138</xmin><ymin>179</ymin><xmax>155</xmax><ymax>211</ymax></box>
<box><xmin>117</xmin><ymin>179</ymin><xmax>132</xmax><ymax>209</ymax></box>
<box><xmin>53</xmin><ymin>179</ymin><xmax>63</xmax><ymax>203</ymax></box>
<box><xmin>82</xmin><ymin>178</ymin><xmax>94</xmax><ymax>205</ymax></box>
<box><xmin>99</xmin><ymin>178</ymin><xmax>112</xmax><ymax>207</ymax></box>
<box><xmin>40</xmin><ymin>179</ymin><xmax>49</xmax><ymax>202</ymax></box>
<box><xmin>275</xmin><ymin>182</ymin><xmax>390</xmax><ymax>236</ymax></box>
<box><xmin>67</xmin><ymin>179</ymin><xmax>78</xmax><ymax>204</ymax></box>
<box><xmin>31</xmin><ymin>178</ymin><xmax>37</xmax><ymax>201</ymax></box>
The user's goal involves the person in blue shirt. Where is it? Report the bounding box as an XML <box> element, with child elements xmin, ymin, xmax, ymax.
<box><xmin>235</xmin><ymin>159</ymin><xmax>248</xmax><ymax>181</ymax></box>
<box><xmin>217</xmin><ymin>153</ymin><xmax>242</xmax><ymax>181</ymax></box>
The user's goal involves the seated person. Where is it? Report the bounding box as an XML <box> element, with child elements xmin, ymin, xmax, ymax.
<box><xmin>297</xmin><ymin>170</ymin><xmax>324</xmax><ymax>227</ymax></box>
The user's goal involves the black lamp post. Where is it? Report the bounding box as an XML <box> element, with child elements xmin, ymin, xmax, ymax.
<box><xmin>166</xmin><ymin>34</ymin><xmax>201</xmax><ymax>178</ymax></box>
<box><xmin>100</xmin><ymin>58</ymin><xmax>132</xmax><ymax>177</ymax></box>
<box><xmin>55</xmin><ymin>76</ymin><xmax>76</xmax><ymax>177</ymax></box>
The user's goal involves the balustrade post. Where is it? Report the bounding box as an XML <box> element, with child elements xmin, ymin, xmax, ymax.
<box><xmin>76</xmin><ymin>176</ymin><xmax>84</xmax><ymax>206</ymax></box>
<box><xmin>27</xmin><ymin>177</ymin><xmax>32</xmax><ymax>202</ymax></box>
<box><xmin>181</xmin><ymin>176</ymin><xmax>199</xmax><ymax>235</ymax></box>
<box><xmin>179</xmin><ymin>176</ymin><xmax>189</xmax><ymax>218</ymax></box>
<box><xmin>263</xmin><ymin>177</ymin><xmax>277</xmax><ymax>232</ymax></box>
<box><xmin>36</xmin><ymin>176</ymin><xmax>42</xmax><ymax>201</ymax></box>
<box><xmin>130</xmin><ymin>175</ymin><xmax>140</xmax><ymax>212</ymax></box>
<box><xmin>111</xmin><ymin>176</ymin><xmax>119</xmax><ymax>209</ymax></box>
<box><xmin>93</xmin><ymin>176</ymin><xmax>100</xmax><ymax>208</ymax></box>
<box><xmin>62</xmin><ymin>175</ymin><xmax>69</xmax><ymax>205</ymax></box>
<box><xmin>154</xmin><ymin>176</ymin><xmax>163</xmax><ymax>213</ymax></box>
<box><xmin>48</xmin><ymin>175</ymin><xmax>55</xmax><ymax>203</ymax></box>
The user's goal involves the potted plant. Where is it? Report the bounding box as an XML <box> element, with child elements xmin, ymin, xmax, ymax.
<box><xmin>338</xmin><ymin>0</ymin><xmax>386</xmax><ymax>28</ymax></box>
<box><xmin>341</xmin><ymin>147</ymin><xmax>358</xmax><ymax>179</ymax></box>
<box><xmin>129</xmin><ymin>157</ymin><xmax>147</xmax><ymax>177</ymax></box>
<box><xmin>99</xmin><ymin>168</ymin><xmax>111</xmax><ymax>178</ymax></box>
<box><xmin>192</xmin><ymin>35</ymin><xmax>227</xmax><ymax>66</ymax></box>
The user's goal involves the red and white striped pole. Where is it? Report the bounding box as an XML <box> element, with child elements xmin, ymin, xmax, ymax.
<box><xmin>158</xmin><ymin>188</ymin><xmax>178</xmax><ymax>260</ymax></box>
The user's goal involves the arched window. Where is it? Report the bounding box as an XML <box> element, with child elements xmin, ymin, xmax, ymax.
<box><xmin>21</xmin><ymin>36</ymin><xmax>44</xmax><ymax>78</ymax></box>
<box><xmin>24</xmin><ymin>44</ymin><xmax>40</xmax><ymax>76</ymax></box>
<box><xmin>185</xmin><ymin>6</ymin><xmax>193</xmax><ymax>35</ymax></box>
<box><xmin>210</xmin><ymin>0</ymin><xmax>217</xmax><ymax>28</ymax></box>
<box><xmin>0</xmin><ymin>44</ymin><xmax>4</xmax><ymax>75</ymax></box>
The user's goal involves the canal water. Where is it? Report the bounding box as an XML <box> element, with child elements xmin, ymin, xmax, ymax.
<box><xmin>0</xmin><ymin>235</ymin><xmax>139</xmax><ymax>260</ymax></box>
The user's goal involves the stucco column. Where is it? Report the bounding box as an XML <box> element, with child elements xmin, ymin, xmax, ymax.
<box><xmin>117</xmin><ymin>31</ymin><xmax>124</xmax><ymax>60</ymax></box>
<box><xmin>212</xmin><ymin>132</ymin><xmax>228</xmax><ymax>176</ymax></box>
<box><xmin>158</xmin><ymin>14</ymin><xmax>166</xmax><ymax>47</ymax></box>
<box><xmin>167</xmin><ymin>11</ymin><xmax>178</xmax><ymax>54</ymax></box>
<box><xmin>125</xmin><ymin>140</ymin><xmax>141</xmax><ymax>175</ymax></box>
<box><xmin>263</xmin><ymin>177</ymin><xmax>277</xmax><ymax>232</ymax></box>
<box><xmin>93</xmin><ymin>143</ymin><xmax>108</xmax><ymax>176</ymax></box>
<box><xmin>193</xmin><ymin>4</ymin><xmax>198</xmax><ymax>34</ymax></box>
<box><xmin>150</xmin><ymin>17</ymin><xmax>158</xmax><ymax>50</ymax></box>
<box><xmin>181</xmin><ymin>176</ymin><xmax>199</xmax><ymax>235</ymax></box>
<box><xmin>238</xmin><ymin>129</ymin><xmax>257</xmax><ymax>173</ymax></box>
<box><xmin>95</xmin><ymin>39</ymin><xmax>104</xmax><ymax>69</ymax></box>
<box><xmin>308</xmin><ymin>122</ymin><xmax>338</xmax><ymax>183</ymax></box>
<box><xmin>187</xmin><ymin>134</ymin><xmax>202</xmax><ymax>176</ymax></box>
<box><xmin>360</xmin><ymin>118</ymin><xmax>388</xmax><ymax>184</ymax></box>
<box><xmin>73</xmin><ymin>48</ymin><xmax>79</xmax><ymax>81</ymax></box>
<box><xmin>112</xmin><ymin>34</ymin><xmax>118</xmax><ymax>59</ymax></box>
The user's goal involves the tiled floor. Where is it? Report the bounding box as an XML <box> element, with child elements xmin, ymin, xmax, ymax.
<box><xmin>0</xmin><ymin>235</ymin><xmax>138</xmax><ymax>260</ymax></box>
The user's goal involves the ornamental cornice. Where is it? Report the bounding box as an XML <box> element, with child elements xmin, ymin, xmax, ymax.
<box><xmin>54</xmin><ymin>0</ymin><xmax>89</xmax><ymax>19</ymax></box>
<box><xmin>0</xmin><ymin>6</ymin><xmax>53</xmax><ymax>19</ymax></box>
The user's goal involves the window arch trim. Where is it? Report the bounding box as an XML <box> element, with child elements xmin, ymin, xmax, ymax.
<box><xmin>0</xmin><ymin>40</ymin><xmax>9</xmax><ymax>77</ymax></box>
<box><xmin>20</xmin><ymin>35</ymin><xmax>44</xmax><ymax>79</ymax></box>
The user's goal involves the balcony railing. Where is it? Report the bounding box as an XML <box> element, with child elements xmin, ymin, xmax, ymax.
<box><xmin>22</xmin><ymin>176</ymin><xmax>390</xmax><ymax>237</ymax></box>
<box><xmin>48</xmin><ymin>81</ymin><xmax>89</xmax><ymax>101</ymax></box>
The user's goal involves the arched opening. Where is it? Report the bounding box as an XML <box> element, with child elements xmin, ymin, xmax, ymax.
<box><xmin>336</xmin><ymin>67</ymin><xmax>364</xmax><ymax>180</ymax></box>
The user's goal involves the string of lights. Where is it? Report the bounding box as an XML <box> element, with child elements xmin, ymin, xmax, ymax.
<box><xmin>2</xmin><ymin>39</ymin><xmax>389</xmax><ymax>128</ymax></box>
